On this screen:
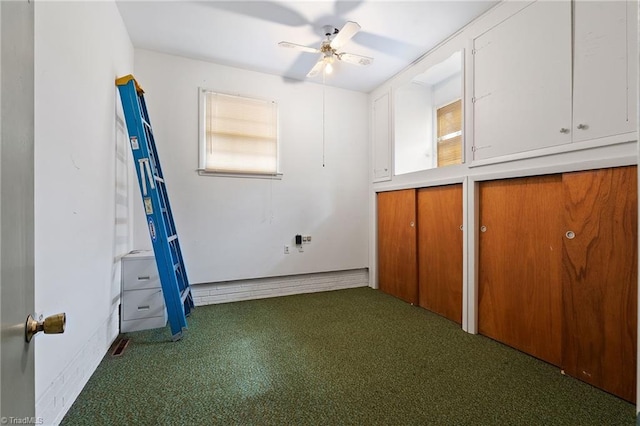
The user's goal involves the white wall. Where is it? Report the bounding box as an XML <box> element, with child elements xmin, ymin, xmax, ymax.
<box><xmin>394</xmin><ymin>82</ymin><xmax>433</xmax><ymax>174</ymax></box>
<box><xmin>133</xmin><ymin>49</ymin><xmax>369</xmax><ymax>285</ymax></box>
<box><xmin>34</xmin><ymin>2</ymin><xmax>134</xmax><ymax>424</ymax></box>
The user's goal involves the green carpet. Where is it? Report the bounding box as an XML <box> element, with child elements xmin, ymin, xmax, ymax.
<box><xmin>61</xmin><ymin>287</ymin><xmax>635</xmax><ymax>425</ymax></box>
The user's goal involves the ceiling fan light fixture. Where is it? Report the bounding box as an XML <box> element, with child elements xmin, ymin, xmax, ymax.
<box><xmin>279</xmin><ymin>21</ymin><xmax>372</xmax><ymax>79</ymax></box>
<box><xmin>325</xmin><ymin>61</ymin><xmax>334</xmax><ymax>74</ymax></box>
<box><xmin>323</xmin><ymin>54</ymin><xmax>335</xmax><ymax>74</ymax></box>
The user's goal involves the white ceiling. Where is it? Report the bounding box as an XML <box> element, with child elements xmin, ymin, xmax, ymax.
<box><xmin>116</xmin><ymin>0</ymin><xmax>498</xmax><ymax>93</ymax></box>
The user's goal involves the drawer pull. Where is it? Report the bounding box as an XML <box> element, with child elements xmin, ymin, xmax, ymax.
<box><xmin>137</xmin><ymin>305</ymin><xmax>150</xmax><ymax>311</ymax></box>
<box><xmin>137</xmin><ymin>275</ymin><xmax>151</xmax><ymax>281</ymax></box>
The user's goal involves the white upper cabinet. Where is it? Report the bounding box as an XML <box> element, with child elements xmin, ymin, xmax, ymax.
<box><xmin>473</xmin><ymin>1</ymin><xmax>572</xmax><ymax>160</ymax></box>
<box><xmin>572</xmin><ymin>0</ymin><xmax>637</xmax><ymax>142</ymax></box>
<box><xmin>472</xmin><ymin>0</ymin><xmax>637</xmax><ymax>162</ymax></box>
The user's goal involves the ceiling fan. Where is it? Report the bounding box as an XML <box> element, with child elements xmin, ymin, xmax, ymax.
<box><xmin>279</xmin><ymin>21</ymin><xmax>374</xmax><ymax>78</ymax></box>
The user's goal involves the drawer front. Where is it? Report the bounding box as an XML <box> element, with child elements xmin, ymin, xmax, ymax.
<box><xmin>122</xmin><ymin>288</ymin><xmax>166</xmax><ymax>321</ymax></box>
<box><xmin>122</xmin><ymin>258</ymin><xmax>160</xmax><ymax>290</ymax></box>
<box><xmin>121</xmin><ymin>316</ymin><xmax>167</xmax><ymax>333</ymax></box>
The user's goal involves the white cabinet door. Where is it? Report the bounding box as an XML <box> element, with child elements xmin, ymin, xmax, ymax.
<box><xmin>572</xmin><ymin>0</ymin><xmax>637</xmax><ymax>142</ymax></box>
<box><xmin>373</xmin><ymin>92</ymin><xmax>391</xmax><ymax>181</ymax></box>
<box><xmin>473</xmin><ymin>1</ymin><xmax>572</xmax><ymax>160</ymax></box>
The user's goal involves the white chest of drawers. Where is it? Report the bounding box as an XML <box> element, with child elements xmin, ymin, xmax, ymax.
<box><xmin>120</xmin><ymin>250</ymin><xmax>167</xmax><ymax>333</ymax></box>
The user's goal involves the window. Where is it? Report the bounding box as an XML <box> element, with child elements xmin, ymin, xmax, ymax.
<box><xmin>436</xmin><ymin>99</ymin><xmax>462</xmax><ymax>167</ymax></box>
<box><xmin>199</xmin><ymin>90</ymin><xmax>280</xmax><ymax>177</ymax></box>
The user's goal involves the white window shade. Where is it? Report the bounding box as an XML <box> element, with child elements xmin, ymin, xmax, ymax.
<box><xmin>200</xmin><ymin>91</ymin><xmax>279</xmax><ymax>176</ymax></box>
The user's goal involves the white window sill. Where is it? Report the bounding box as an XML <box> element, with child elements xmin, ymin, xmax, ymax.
<box><xmin>197</xmin><ymin>169</ymin><xmax>283</xmax><ymax>180</ymax></box>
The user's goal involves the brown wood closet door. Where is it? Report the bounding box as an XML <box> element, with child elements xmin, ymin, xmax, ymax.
<box><xmin>478</xmin><ymin>175</ymin><xmax>563</xmax><ymax>366</ymax></box>
<box><xmin>417</xmin><ymin>184</ymin><xmax>463</xmax><ymax>323</ymax></box>
<box><xmin>377</xmin><ymin>190</ymin><xmax>418</xmax><ymax>304</ymax></box>
<box><xmin>562</xmin><ymin>166</ymin><xmax>637</xmax><ymax>402</ymax></box>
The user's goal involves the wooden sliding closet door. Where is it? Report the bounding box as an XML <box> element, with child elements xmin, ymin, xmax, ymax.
<box><xmin>562</xmin><ymin>166</ymin><xmax>637</xmax><ymax>402</ymax></box>
<box><xmin>478</xmin><ymin>175</ymin><xmax>563</xmax><ymax>366</ymax></box>
<box><xmin>417</xmin><ymin>185</ymin><xmax>463</xmax><ymax>323</ymax></box>
<box><xmin>377</xmin><ymin>190</ymin><xmax>418</xmax><ymax>304</ymax></box>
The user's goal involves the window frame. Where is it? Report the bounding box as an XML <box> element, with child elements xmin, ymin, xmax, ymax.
<box><xmin>434</xmin><ymin>97</ymin><xmax>463</xmax><ymax>167</ymax></box>
<box><xmin>197</xmin><ymin>88</ymin><xmax>282</xmax><ymax>179</ymax></box>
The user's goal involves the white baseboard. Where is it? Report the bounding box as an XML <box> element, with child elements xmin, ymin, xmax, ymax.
<box><xmin>35</xmin><ymin>307</ymin><xmax>120</xmax><ymax>425</ymax></box>
<box><xmin>192</xmin><ymin>269</ymin><xmax>369</xmax><ymax>306</ymax></box>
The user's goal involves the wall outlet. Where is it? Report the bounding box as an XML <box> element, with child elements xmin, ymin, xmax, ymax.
<box><xmin>284</xmin><ymin>245</ymin><xmax>290</xmax><ymax>254</ymax></box>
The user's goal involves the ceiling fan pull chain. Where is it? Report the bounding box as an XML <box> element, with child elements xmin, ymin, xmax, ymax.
<box><xmin>322</xmin><ymin>72</ymin><xmax>326</xmax><ymax>168</ymax></box>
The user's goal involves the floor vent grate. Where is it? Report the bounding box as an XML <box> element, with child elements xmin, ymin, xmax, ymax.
<box><xmin>111</xmin><ymin>338</ymin><xmax>130</xmax><ymax>357</ymax></box>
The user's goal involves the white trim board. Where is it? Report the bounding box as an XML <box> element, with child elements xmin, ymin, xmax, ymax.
<box><xmin>192</xmin><ymin>269</ymin><xmax>369</xmax><ymax>306</ymax></box>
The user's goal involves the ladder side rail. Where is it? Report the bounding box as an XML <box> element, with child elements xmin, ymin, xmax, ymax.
<box><xmin>170</xmin><ymin>239</ymin><xmax>193</xmax><ymax>311</ymax></box>
<box><xmin>146</xmin><ymin>151</ymin><xmax>190</xmax><ymax>298</ymax></box>
<box><xmin>138</xmin><ymin>107</ymin><xmax>186</xmax><ymax>276</ymax></box>
<box><xmin>139</xmin><ymin>95</ymin><xmax>166</xmax><ymax>180</ymax></box>
<box><xmin>142</xmin><ymin>127</ymin><xmax>192</xmax><ymax>299</ymax></box>
<box><xmin>117</xmin><ymin>80</ymin><xmax>188</xmax><ymax>338</ymax></box>
<box><xmin>137</xmin><ymin>92</ymin><xmax>192</xmax><ymax>312</ymax></box>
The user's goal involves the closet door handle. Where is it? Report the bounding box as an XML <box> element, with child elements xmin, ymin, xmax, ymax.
<box><xmin>559</xmin><ymin>128</ymin><xmax>570</xmax><ymax>134</ymax></box>
<box><xmin>576</xmin><ymin>123</ymin><xmax>588</xmax><ymax>130</ymax></box>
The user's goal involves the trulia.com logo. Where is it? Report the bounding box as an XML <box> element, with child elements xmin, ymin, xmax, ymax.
<box><xmin>1</xmin><ymin>417</ymin><xmax>44</xmax><ymax>425</ymax></box>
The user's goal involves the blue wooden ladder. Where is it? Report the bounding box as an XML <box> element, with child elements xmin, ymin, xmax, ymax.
<box><xmin>116</xmin><ymin>74</ymin><xmax>193</xmax><ymax>340</ymax></box>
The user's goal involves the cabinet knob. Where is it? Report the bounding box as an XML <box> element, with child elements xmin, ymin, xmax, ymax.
<box><xmin>410</xmin><ymin>221</ymin><xmax>415</xmax><ymax>228</ymax></box>
<box><xmin>480</xmin><ymin>225</ymin><xmax>487</xmax><ymax>233</ymax></box>
<box><xmin>565</xmin><ymin>231</ymin><xmax>576</xmax><ymax>239</ymax></box>
<box><xmin>459</xmin><ymin>225</ymin><xmax>464</xmax><ymax>231</ymax></box>
<box><xmin>577</xmin><ymin>123</ymin><xmax>588</xmax><ymax>130</ymax></box>
<box><xmin>559</xmin><ymin>128</ymin><xmax>570</xmax><ymax>134</ymax></box>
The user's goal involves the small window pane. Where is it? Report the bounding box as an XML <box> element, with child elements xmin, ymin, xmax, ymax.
<box><xmin>436</xmin><ymin>99</ymin><xmax>462</xmax><ymax>167</ymax></box>
<box><xmin>201</xmin><ymin>91</ymin><xmax>279</xmax><ymax>175</ymax></box>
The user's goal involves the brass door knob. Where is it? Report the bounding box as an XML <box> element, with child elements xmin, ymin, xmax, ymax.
<box><xmin>25</xmin><ymin>313</ymin><xmax>66</xmax><ymax>343</ymax></box>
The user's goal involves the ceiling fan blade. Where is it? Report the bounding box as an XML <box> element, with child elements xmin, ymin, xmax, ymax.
<box><xmin>338</xmin><ymin>52</ymin><xmax>373</xmax><ymax>66</ymax></box>
<box><xmin>278</xmin><ymin>41</ymin><xmax>320</xmax><ymax>54</ymax></box>
<box><xmin>334</xmin><ymin>0</ymin><xmax>364</xmax><ymax>17</ymax></box>
<box><xmin>330</xmin><ymin>21</ymin><xmax>361</xmax><ymax>50</ymax></box>
<box><xmin>203</xmin><ymin>1</ymin><xmax>309</xmax><ymax>27</ymax></box>
<box><xmin>306</xmin><ymin>58</ymin><xmax>326</xmax><ymax>78</ymax></box>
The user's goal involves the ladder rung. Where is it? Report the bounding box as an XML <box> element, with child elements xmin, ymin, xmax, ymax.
<box><xmin>168</xmin><ymin>234</ymin><xmax>177</xmax><ymax>243</ymax></box>
<box><xmin>174</xmin><ymin>263</ymin><xmax>180</xmax><ymax>271</ymax></box>
<box><xmin>143</xmin><ymin>119</ymin><xmax>151</xmax><ymax>128</ymax></box>
<box><xmin>180</xmin><ymin>287</ymin><xmax>191</xmax><ymax>303</ymax></box>
<box><xmin>154</xmin><ymin>175</ymin><xmax>164</xmax><ymax>183</ymax></box>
